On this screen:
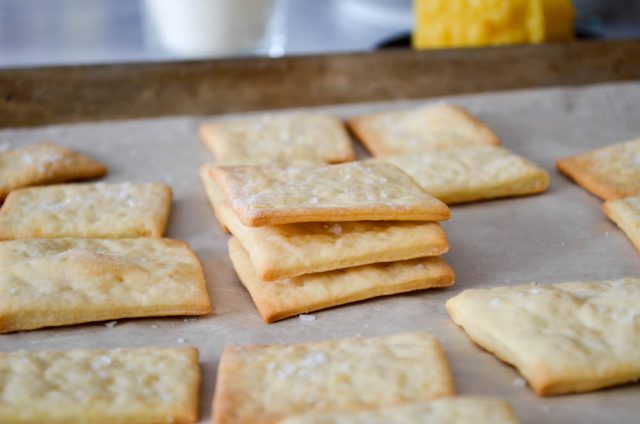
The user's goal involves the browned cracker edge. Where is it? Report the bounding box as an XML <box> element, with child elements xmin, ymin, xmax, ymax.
<box><xmin>258</xmin><ymin>270</ymin><xmax>455</xmax><ymax>323</ymax></box>
<box><xmin>237</xmin><ymin>206</ymin><xmax>451</xmax><ymax>227</ymax></box>
<box><xmin>346</xmin><ymin>116</ymin><xmax>390</xmax><ymax>157</ymax></box>
<box><xmin>556</xmin><ymin>158</ymin><xmax>622</xmax><ymax>200</ymax></box>
<box><xmin>603</xmin><ymin>201</ymin><xmax>640</xmax><ymax>254</ymax></box>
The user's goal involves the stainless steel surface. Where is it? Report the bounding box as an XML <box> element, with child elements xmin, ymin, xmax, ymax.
<box><xmin>1</xmin><ymin>81</ymin><xmax>639</xmax><ymax>423</ymax></box>
<box><xmin>1</xmin><ymin>0</ymin><xmax>639</xmax><ymax>68</ymax></box>
<box><xmin>0</xmin><ymin>0</ymin><xmax>412</xmax><ymax>68</ymax></box>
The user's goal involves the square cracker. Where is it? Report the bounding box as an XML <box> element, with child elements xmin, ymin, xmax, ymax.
<box><xmin>212</xmin><ymin>332</ymin><xmax>455</xmax><ymax>424</ymax></box>
<box><xmin>0</xmin><ymin>238</ymin><xmax>211</xmax><ymax>333</ymax></box>
<box><xmin>379</xmin><ymin>146</ymin><xmax>549</xmax><ymax>204</ymax></box>
<box><xmin>221</xmin><ymin>204</ymin><xmax>448</xmax><ymax>280</ymax></box>
<box><xmin>347</xmin><ymin>104</ymin><xmax>500</xmax><ymax>157</ymax></box>
<box><xmin>556</xmin><ymin>138</ymin><xmax>640</xmax><ymax>200</ymax></box>
<box><xmin>0</xmin><ymin>142</ymin><xmax>107</xmax><ymax>200</ymax></box>
<box><xmin>212</xmin><ymin>162</ymin><xmax>450</xmax><ymax>226</ymax></box>
<box><xmin>228</xmin><ymin>237</ymin><xmax>454</xmax><ymax>323</ymax></box>
<box><xmin>0</xmin><ymin>347</ymin><xmax>200</xmax><ymax>423</ymax></box>
<box><xmin>279</xmin><ymin>397</ymin><xmax>520</xmax><ymax>424</ymax></box>
<box><xmin>446</xmin><ymin>278</ymin><xmax>640</xmax><ymax>396</ymax></box>
<box><xmin>603</xmin><ymin>195</ymin><xmax>640</xmax><ymax>254</ymax></box>
<box><xmin>199</xmin><ymin>113</ymin><xmax>355</xmax><ymax>164</ymax></box>
<box><xmin>0</xmin><ymin>182</ymin><xmax>172</xmax><ymax>239</ymax></box>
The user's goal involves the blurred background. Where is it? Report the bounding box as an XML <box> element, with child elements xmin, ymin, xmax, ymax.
<box><xmin>1</xmin><ymin>0</ymin><xmax>639</xmax><ymax>68</ymax></box>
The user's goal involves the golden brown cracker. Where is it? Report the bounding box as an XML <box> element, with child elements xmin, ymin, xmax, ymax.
<box><xmin>0</xmin><ymin>238</ymin><xmax>211</xmax><ymax>332</ymax></box>
<box><xmin>212</xmin><ymin>332</ymin><xmax>455</xmax><ymax>424</ymax></box>
<box><xmin>0</xmin><ymin>347</ymin><xmax>200</xmax><ymax>423</ymax></box>
<box><xmin>212</xmin><ymin>162</ymin><xmax>450</xmax><ymax>226</ymax></box>
<box><xmin>0</xmin><ymin>142</ymin><xmax>107</xmax><ymax>200</ymax></box>
<box><xmin>0</xmin><ymin>182</ymin><xmax>171</xmax><ymax>239</ymax></box>
<box><xmin>556</xmin><ymin>138</ymin><xmax>640</xmax><ymax>200</ymax></box>
<box><xmin>447</xmin><ymin>279</ymin><xmax>640</xmax><ymax>396</ymax></box>
<box><xmin>199</xmin><ymin>113</ymin><xmax>354</xmax><ymax>164</ymax></box>
<box><xmin>348</xmin><ymin>104</ymin><xmax>500</xmax><ymax>157</ymax></box>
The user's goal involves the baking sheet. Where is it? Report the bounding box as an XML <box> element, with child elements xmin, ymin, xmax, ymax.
<box><xmin>1</xmin><ymin>81</ymin><xmax>640</xmax><ymax>423</ymax></box>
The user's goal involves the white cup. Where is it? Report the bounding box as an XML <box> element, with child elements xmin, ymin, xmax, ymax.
<box><xmin>144</xmin><ymin>0</ymin><xmax>277</xmax><ymax>57</ymax></box>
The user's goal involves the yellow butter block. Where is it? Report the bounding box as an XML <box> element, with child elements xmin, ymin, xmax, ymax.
<box><xmin>413</xmin><ymin>0</ymin><xmax>574</xmax><ymax>49</ymax></box>
<box><xmin>540</xmin><ymin>0</ymin><xmax>575</xmax><ymax>41</ymax></box>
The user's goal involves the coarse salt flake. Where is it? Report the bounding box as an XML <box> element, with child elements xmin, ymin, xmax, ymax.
<box><xmin>276</xmin><ymin>363</ymin><xmax>297</xmax><ymax>380</ymax></box>
<box><xmin>512</xmin><ymin>377</ymin><xmax>526</xmax><ymax>388</ymax></box>
<box><xmin>301</xmin><ymin>351</ymin><xmax>327</xmax><ymax>367</ymax></box>
<box><xmin>93</xmin><ymin>355</ymin><xmax>112</xmax><ymax>368</ymax></box>
<box><xmin>328</xmin><ymin>224</ymin><xmax>342</xmax><ymax>236</ymax></box>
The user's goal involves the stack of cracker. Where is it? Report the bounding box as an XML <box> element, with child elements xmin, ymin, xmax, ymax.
<box><xmin>207</xmin><ymin>161</ymin><xmax>455</xmax><ymax>323</ymax></box>
<box><xmin>0</xmin><ymin>142</ymin><xmax>211</xmax><ymax>333</ymax></box>
<box><xmin>198</xmin><ymin>107</ymin><xmax>550</xmax><ymax>323</ymax></box>
<box><xmin>199</xmin><ymin>106</ymin><xmax>550</xmax><ymax>323</ymax></box>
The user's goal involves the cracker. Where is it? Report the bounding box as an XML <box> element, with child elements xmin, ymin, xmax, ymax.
<box><xmin>212</xmin><ymin>332</ymin><xmax>455</xmax><ymax>424</ymax></box>
<box><xmin>0</xmin><ymin>142</ymin><xmax>107</xmax><ymax>200</ymax></box>
<box><xmin>0</xmin><ymin>238</ymin><xmax>211</xmax><ymax>333</ymax></box>
<box><xmin>556</xmin><ymin>138</ymin><xmax>640</xmax><ymax>200</ymax></box>
<box><xmin>603</xmin><ymin>195</ymin><xmax>640</xmax><ymax>254</ymax></box>
<box><xmin>212</xmin><ymin>162</ymin><xmax>450</xmax><ymax>226</ymax></box>
<box><xmin>228</xmin><ymin>237</ymin><xmax>454</xmax><ymax>323</ymax></box>
<box><xmin>379</xmin><ymin>146</ymin><xmax>549</xmax><ymax>204</ymax></box>
<box><xmin>0</xmin><ymin>347</ymin><xmax>200</xmax><ymax>423</ymax></box>
<box><xmin>199</xmin><ymin>113</ymin><xmax>355</xmax><ymax>164</ymax></box>
<box><xmin>222</xmin><ymin>204</ymin><xmax>448</xmax><ymax>280</ymax></box>
<box><xmin>279</xmin><ymin>397</ymin><xmax>520</xmax><ymax>424</ymax></box>
<box><xmin>446</xmin><ymin>278</ymin><xmax>640</xmax><ymax>396</ymax></box>
<box><xmin>347</xmin><ymin>104</ymin><xmax>500</xmax><ymax>157</ymax></box>
<box><xmin>0</xmin><ymin>182</ymin><xmax>172</xmax><ymax>239</ymax></box>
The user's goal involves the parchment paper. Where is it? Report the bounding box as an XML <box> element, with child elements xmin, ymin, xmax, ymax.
<box><xmin>1</xmin><ymin>81</ymin><xmax>640</xmax><ymax>423</ymax></box>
